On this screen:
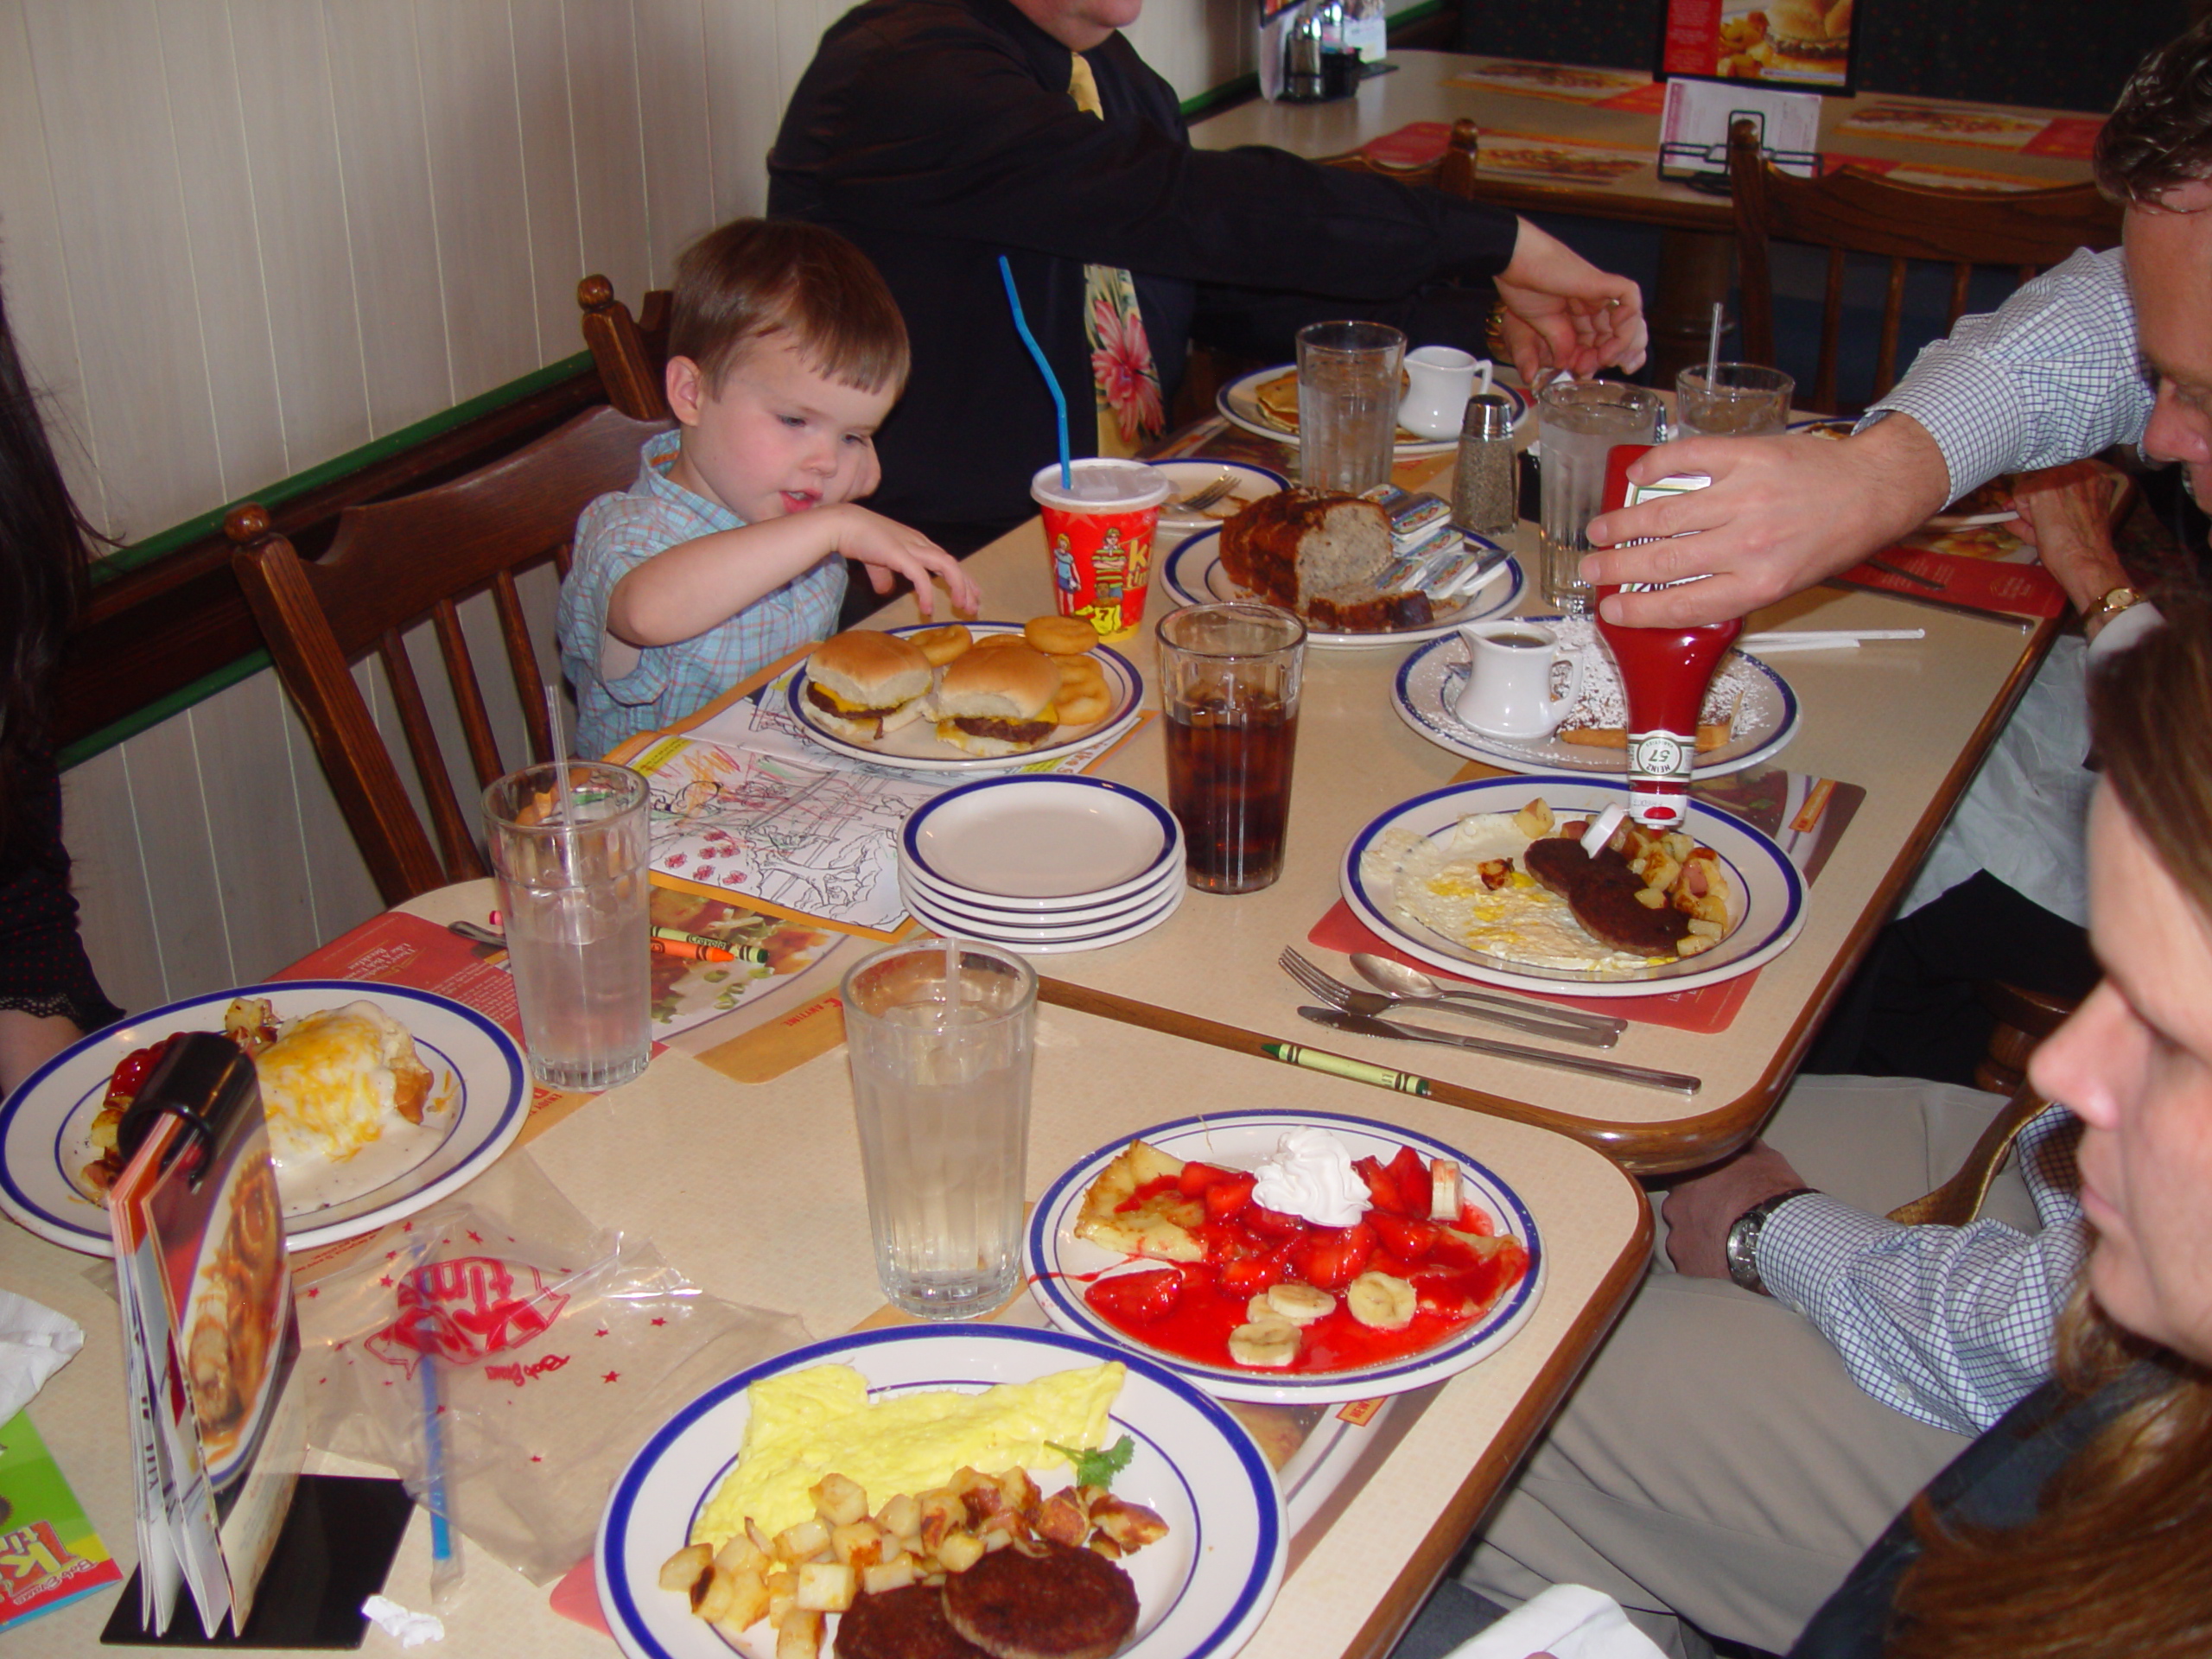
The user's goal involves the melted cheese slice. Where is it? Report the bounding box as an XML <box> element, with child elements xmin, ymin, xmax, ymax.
<box><xmin>255</xmin><ymin>1000</ymin><xmax>429</xmax><ymax>1167</ymax></box>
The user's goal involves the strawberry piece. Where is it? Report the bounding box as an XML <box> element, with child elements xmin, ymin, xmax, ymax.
<box><xmin>1294</xmin><ymin>1221</ymin><xmax>1377</xmax><ymax>1291</ymax></box>
<box><xmin>1244</xmin><ymin>1201</ymin><xmax>1306</xmax><ymax>1238</ymax></box>
<box><xmin>1457</xmin><ymin>1204</ymin><xmax>1496</xmax><ymax>1236</ymax></box>
<box><xmin>1177</xmin><ymin>1160</ymin><xmax>1235</xmax><ymax>1198</ymax></box>
<box><xmin>1351</xmin><ymin>1155</ymin><xmax>1403</xmax><ymax>1215</ymax></box>
<box><xmin>1384</xmin><ymin>1146</ymin><xmax>1430</xmax><ymax>1215</ymax></box>
<box><xmin>1084</xmin><ymin>1267</ymin><xmax>1184</xmax><ymax>1325</ymax></box>
<box><xmin>1370</xmin><ymin>1210</ymin><xmax>1440</xmax><ymax>1263</ymax></box>
<box><xmin>1205</xmin><ymin>1172</ymin><xmax>1258</xmax><ymax>1221</ymax></box>
<box><xmin>1218</xmin><ymin>1250</ymin><xmax>1286</xmax><ymax>1296</ymax></box>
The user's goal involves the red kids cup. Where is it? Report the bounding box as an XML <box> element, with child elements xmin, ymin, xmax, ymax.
<box><xmin>1031</xmin><ymin>459</ymin><xmax>1173</xmax><ymax>643</ymax></box>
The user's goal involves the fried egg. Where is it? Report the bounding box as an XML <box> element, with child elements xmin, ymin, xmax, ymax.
<box><xmin>692</xmin><ymin>1361</ymin><xmax>1123</xmax><ymax>1548</ymax></box>
<box><xmin>255</xmin><ymin>1000</ymin><xmax>433</xmax><ymax>1168</ymax></box>
<box><xmin>1364</xmin><ymin>814</ymin><xmax>1672</xmax><ymax>974</ymax></box>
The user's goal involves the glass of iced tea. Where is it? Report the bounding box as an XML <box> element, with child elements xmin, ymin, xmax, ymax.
<box><xmin>1156</xmin><ymin>602</ymin><xmax>1307</xmax><ymax>894</ymax></box>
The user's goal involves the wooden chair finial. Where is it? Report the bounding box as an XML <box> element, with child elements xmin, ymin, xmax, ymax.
<box><xmin>578</xmin><ymin>273</ymin><xmax>614</xmax><ymax>311</ymax></box>
<box><xmin>224</xmin><ymin>502</ymin><xmax>271</xmax><ymax>543</ymax></box>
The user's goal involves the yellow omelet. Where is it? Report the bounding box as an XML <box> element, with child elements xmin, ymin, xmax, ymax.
<box><xmin>255</xmin><ymin>1000</ymin><xmax>432</xmax><ymax>1167</ymax></box>
<box><xmin>692</xmin><ymin>1361</ymin><xmax>1124</xmax><ymax>1549</ymax></box>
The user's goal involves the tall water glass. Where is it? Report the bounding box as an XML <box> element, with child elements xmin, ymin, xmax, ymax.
<box><xmin>1674</xmin><ymin>363</ymin><xmax>1795</xmax><ymax>438</ymax></box>
<box><xmin>1537</xmin><ymin>380</ymin><xmax>1664</xmax><ymax>613</ymax></box>
<box><xmin>1157</xmin><ymin>602</ymin><xmax>1306</xmax><ymax>894</ymax></box>
<box><xmin>482</xmin><ymin>761</ymin><xmax>652</xmax><ymax>1090</ymax></box>
<box><xmin>843</xmin><ymin>940</ymin><xmax>1037</xmax><ymax>1319</ymax></box>
<box><xmin>1297</xmin><ymin>321</ymin><xmax>1406</xmax><ymax>493</ymax></box>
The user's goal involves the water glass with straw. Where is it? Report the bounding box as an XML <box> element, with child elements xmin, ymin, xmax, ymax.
<box><xmin>481</xmin><ymin>695</ymin><xmax>652</xmax><ymax>1090</ymax></box>
<box><xmin>1675</xmin><ymin>303</ymin><xmax>1795</xmax><ymax>438</ymax></box>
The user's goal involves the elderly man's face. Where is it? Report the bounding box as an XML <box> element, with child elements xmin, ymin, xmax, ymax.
<box><xmin>2127</xmin><ymin>181</ymin><xmax>2212</xmax><ymax>507</ymax></box>
<box><xmin>1008</xmin><ymin>0</ymin><xmax>1145</xmax><ymax>52</ymax></box>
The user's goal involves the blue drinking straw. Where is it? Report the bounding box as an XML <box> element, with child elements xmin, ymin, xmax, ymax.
<box><xmin>997</xmin><ymin>255</ymin><xmax>1072</xmax><ymax>490</ymax></box>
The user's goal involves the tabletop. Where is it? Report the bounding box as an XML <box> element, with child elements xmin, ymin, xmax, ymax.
<box><xmin>825</xmin><ymin>446</ymin><xmax>2056</xmax><ymax>1174</ymax></box>
<box><xmin>6</xmin><ymin>879</ymin><xmax>1650</xmax><ymax>1659</ymax></box>
<box><xmin>1189</xmin><ymin>50</ymin><xmax>2101</xmax><ymax>232</ymax></box>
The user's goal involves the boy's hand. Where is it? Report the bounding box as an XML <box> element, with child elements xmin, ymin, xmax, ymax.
<box><xmin>828</xmin><ymin>505</ymin><xmax>982</xmax><ymax>619</ymax></box>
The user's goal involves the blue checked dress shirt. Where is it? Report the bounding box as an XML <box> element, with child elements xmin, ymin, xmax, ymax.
<box><xmin>559</xmin><ymin>429</ymin><xmax>845</xmax><ymax>758</ymax></box>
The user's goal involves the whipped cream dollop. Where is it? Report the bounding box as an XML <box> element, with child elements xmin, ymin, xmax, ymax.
<box><xmin>1249</xmin><ymin>1128</ymin><xmax>1368</xmax><ymax>1228</ymax></box>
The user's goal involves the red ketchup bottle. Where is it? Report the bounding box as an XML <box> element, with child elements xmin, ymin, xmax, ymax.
<box><xmin>1592</xmin><ymin>444</ymin><xmax>1741</xmax><ymax>830</ymax></box>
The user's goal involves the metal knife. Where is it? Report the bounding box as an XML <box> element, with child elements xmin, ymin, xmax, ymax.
<box><xmin>1298</xmin><ymin>1007</ymin><xmax>1700</xmax><ymax>1095</ymax></box>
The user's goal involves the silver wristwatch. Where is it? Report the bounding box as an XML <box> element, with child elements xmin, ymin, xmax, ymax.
<box><xmin>1723</xmin><ymin>1187</ymin><xmax>1817</xmax><ymax>1296</ymax></box>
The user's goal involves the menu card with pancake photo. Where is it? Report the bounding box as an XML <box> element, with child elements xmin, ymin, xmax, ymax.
<box><xmin>107</xmin><ymin>1033</ymin><xmax>305</xmax><ymax>1640</ymax></box>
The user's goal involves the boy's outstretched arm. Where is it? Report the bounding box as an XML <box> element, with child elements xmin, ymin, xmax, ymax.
<box><xmin>607</xmin><ymin>505</ymin><xmax>981</xmax><ymax>646</ymax></box>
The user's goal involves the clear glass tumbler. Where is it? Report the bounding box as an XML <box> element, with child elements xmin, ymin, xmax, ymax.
<box><xmin>1156</xmin><ymin>602</ymin><xmax>1306</xmax><ymax>894</ymax></box>
<box><xmin>1296</xmin><ymin>321</ymin><xmax>1406</xmax><ymax>494</ymax></box>
<box><xmin>482</xmin><ymin>761</ymin><xmax>652</xmax><ymax>1091</ymax></box>
<box><xmin>1536</xmin><ymin>380</ymin><xmax>1664</xmax><ymax>613</ymax></box>
<box><xmin>843</xmin><ymin>939</ymin><xmax>1037</xmax><ymax>1319</ymax></box>
<box><xmin>1674</xmin><ymin>362</ymin><xmax>1796</xmax><ymax>438</ymax></box>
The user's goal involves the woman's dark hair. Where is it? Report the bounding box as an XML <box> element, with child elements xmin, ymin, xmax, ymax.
<box><xmin>2096</xmin><ymin>16</ymin><xmax>2212</xmax><ymax>200</ymax></box>
<box><xmin>0</xmin><ymin>273</ymin><xmax>98</xmax><ymax>846</ymax></box>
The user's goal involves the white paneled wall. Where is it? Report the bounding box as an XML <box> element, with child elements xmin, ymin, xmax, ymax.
<box><xmin>8</xmin><ymin>0</ymin><xmax>1258</xmax><ymax>1013</ymax></box>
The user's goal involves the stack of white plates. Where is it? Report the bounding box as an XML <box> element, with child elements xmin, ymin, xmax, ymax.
<box><xmin>899</xmin><ymin>776</ymin><xmax>1186</xmax><ymax>954</ymax></box>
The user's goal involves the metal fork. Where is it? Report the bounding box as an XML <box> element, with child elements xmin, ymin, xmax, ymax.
<box><xmin>1278</xmin><ymin>949</ymin><xmax>1619</xmax><ymax>1049</ymax></box>
<box><xmin>1175</xmin><ymin>471</ymin><xmax>1238</xmax><ymax>512</ymax></box>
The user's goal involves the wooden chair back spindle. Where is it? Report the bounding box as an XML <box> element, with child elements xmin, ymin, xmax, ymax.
<box><xmin>580</xmin><ymin>276</ymin><xmax>673</xmax><ymax>422</ymax></box>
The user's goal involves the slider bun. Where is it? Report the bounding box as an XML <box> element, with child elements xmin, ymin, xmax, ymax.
<box><xmin>934</xmin><ymin>642</ymin><xmax>1060</xmax><ymax>720</ymax></box>
<box><xmin>910</xmin><ymin>624</ymin><xmax>973</xmax><ymax>665</ymax></box>
<box><xmin>810</xmin><ymin>697</ymin><xmax>931</xmax><ymax>743</ymax></box>
<box><xmin>807</xmin><ymin>629</ymin><xmax>932</xmax><ymax>709</ymax></box>
<box><xmin>1024</xmin><ymin>613</ymin><xmax>1099</xmax><ymax>655</ymax></box>
<box><xmin>969</xmin><ymin>630</ymin><xmax>1027</xmax><ymax>649</ymax></box>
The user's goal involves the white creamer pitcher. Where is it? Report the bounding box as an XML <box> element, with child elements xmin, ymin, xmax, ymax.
<box><xmin>1453</xmin><ymin>620</ymin><xmax>1584</xmax><ymax>740</ymax></box>
<box><xmin>1398</xmin><ymin>346</ymin><xmax>1496</xmax><ymax>440</ymax></box>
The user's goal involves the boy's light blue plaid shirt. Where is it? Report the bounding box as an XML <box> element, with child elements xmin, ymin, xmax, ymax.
<box><xmin>559</xmin><ymin>429</ymin><xmax>844</xmax><ymax>757</ymax></box>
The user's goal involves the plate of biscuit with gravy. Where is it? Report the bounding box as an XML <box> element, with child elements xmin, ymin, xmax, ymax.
<box><xmin>786</xmin><ymin>620</ymin><xmax>1144</xmax><ymax>773</ymax></box>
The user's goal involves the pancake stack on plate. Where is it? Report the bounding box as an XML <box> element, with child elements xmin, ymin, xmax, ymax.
<box><xmin>898</xmin><ymin>776</ymin><xmax>1186</xmax><ymax>955</ymax></box>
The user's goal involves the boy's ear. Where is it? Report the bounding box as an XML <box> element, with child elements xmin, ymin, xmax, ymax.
<box><xmin>664</xmin><ymin>355</ymin><xmax>707</xmax><ymax>425</ymax></box>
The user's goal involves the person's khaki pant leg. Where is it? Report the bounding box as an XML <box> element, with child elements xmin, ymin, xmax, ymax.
<box><xmin>1460</xmin><ymin>1077</ymin><xmax>2041</xmax><ymax>1655</ymax></box>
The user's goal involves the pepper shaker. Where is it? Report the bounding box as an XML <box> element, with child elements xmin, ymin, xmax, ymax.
<box><xmin>1452</xmin><ymin>391</ymin><xmax>1517</xmax><ymax>538</ymax></box>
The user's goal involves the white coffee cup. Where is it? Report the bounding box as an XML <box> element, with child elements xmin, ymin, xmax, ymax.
<box><xmin>1398</xmin><ymin>346</ymin><xmax>1497</xmax><ymax>440</ymax></box>
<box><xmin>1453</xmin><ymin>620</ymin><xmax>1584</xmax><ymax>740</ymax></box>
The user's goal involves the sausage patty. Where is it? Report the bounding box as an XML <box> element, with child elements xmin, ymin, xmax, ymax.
<box><xmin>940</xmin><ymin>1541</ymin><xmax>1139</xmax><ymax>1659</ymax></box>
<box><xmin>1522</xmin><ymin>836</ymin><xmax>1693</xmax><ymax>957</ymax></box>
<box><xmin>834</xmin><ymin>1582</ymin><xmax>989</xmax><ymax>1659</ymax></box>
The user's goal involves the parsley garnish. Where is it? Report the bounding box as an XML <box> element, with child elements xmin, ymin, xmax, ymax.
<box><xmin>1047</xmin><ymin>1433</ymin><xmax>1135</xmax><ymax>1488</ymax></box>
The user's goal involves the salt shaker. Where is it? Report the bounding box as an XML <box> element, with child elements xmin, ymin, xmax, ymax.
<box><xmin>1451</xmin><ymin>391</ymin><xmax>1517</xmax><ymax>537</ymax></box>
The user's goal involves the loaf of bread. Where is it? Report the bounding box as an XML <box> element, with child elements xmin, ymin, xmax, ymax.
<box><xmin>1218</xmin><ymin>488</ymin><xmax>1433</xmax><ymax>633</ymax></box>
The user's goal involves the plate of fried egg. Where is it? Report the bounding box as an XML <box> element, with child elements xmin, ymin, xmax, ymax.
<box><xmin>0</xmin><ymin>980</ymin><xmax>528</xmax><ymax>1255</ymax></box>
<box><xmin>598</xmin><ymin>1325</ymin><xmax>1284</xmax><ymax>1659</ymax></box>
<box><xmin>1344</xmin><ymin>778</ymin><xmax>1807</xmax><ymax>996</ymax></box>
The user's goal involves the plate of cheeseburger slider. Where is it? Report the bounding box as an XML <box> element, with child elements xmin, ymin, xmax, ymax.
<box><xmin>787</xmin><ymin>619</ymin><xmax>1144</xmax><ymax>773</ymax></box>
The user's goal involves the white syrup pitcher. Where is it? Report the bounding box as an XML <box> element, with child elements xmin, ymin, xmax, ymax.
<box><xmin>1454</xmin><ymin>620</ymin><xmax>1585</xmax><ymax>740</ymax></box>
<box><xmin>1398</xmin><ymin>346</ymin><xmax>1494</xmax><ymax>439</ymax></box>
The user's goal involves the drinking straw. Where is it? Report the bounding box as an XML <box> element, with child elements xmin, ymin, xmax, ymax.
<box><xmin>1706</xmin><ymin>302</ymin><xmax>1723</xmax><ymax>386</ymax></box>
<box><xmin>944</xmin><ymin>933</ymin><xmax>961</xmax><ymax>1007</ymax></box>
<box><xmin>997</xmin><ymin>255</ymin><xmax>1072</xmax><ymax>490</ymax></box>
<box><xmin>545</xmin><ymin>686</ymin><xmax>580</xmax><ymax>885</ymax></box>
<box><xmin>409</xmin><ymin>1263</ymin><xmax>464</xmax><ymax>1608</ymax></box>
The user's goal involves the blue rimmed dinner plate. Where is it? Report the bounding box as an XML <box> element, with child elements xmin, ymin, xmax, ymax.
<box><xmin>1217</xmin><ymin>363</ymin><xmax>1530</xmax><ymax>457</ymax></box>
<box><xmin>0</xmin><ymin>980</ymin><xmax>527</xmax><ymax>1255</ymax></box>
<box><xmin>596</xmin><ymin>1325</ymin><xmax>1285</xmax><ymax>1659</ymax></box>
<box><xmin>902</xmin><ymin>774</ymin><xmax>1181</xmax><ymax>906</ymax></box>
<box><xmin>1160</xmin><ymin>527</ymin><xmax>1523</xmax><ymax>649</ymax></box>
<box><xmin>1027</xmin><ymin>1109</ymin><xmax>1544</xmax><ymax>1406</ymax></box>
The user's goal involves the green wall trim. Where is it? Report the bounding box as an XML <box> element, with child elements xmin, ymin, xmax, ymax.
<box><xmin>91</xmin><ymin>351</ymin><xmax>595</xmax><ymax>586</ymax></box>
<box><xmin>58</xmin><ymin>649</ymin><xmax>274</xmax><ymax>771</ymax></box>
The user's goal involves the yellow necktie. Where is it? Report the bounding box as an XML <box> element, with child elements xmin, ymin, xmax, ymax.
<box><xmin>1070</xmin><ymin>54</ymin><xmax>1164</xmax><ymax>455</ymax></box>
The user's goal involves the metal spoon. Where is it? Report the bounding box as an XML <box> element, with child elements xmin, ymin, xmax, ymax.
<box><xmin>1350</xmin><ymin>953</ymin><xmax>1627</xmax><ymax>1039</ymax></box>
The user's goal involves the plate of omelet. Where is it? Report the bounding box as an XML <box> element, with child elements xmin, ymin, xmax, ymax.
<box><xmin>598</xmin><ymin>1325</ymin><xmax>1284</xmax><ymax>1659</ymax></box>
<box><xmin>1344</xmin><ymin>777</ymin><xmax>1807</xmax><ymax>996</ymax></box>
<box><xmin>0</xmin><ymin>980</ymin><xmax>528</xmax><ymax>1255</ymax></box>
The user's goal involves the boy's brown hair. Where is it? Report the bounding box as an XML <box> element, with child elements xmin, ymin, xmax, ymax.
<box><xmin>667</xmin><ymin>218</ymin><xmax>909</xmax><ymax>393</ymax></box>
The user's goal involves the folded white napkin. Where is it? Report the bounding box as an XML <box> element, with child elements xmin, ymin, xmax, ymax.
<box><xmin>0</xmin><ymin>1289</ymin><xmax>84</xmax><ymax>1421</ymax></box>
<box><xmin>1445</xmin><ymin>1584</ymin><xmax>1669</xmax><ymax>1659</ymax></box>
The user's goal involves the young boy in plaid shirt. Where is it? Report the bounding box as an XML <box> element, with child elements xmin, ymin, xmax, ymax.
<box><xmin>560</xmin><ymin>219</ymin><xmax>980</xmax><ymax>756</ymax></box>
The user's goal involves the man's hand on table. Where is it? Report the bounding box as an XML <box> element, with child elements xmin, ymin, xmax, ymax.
<box><xmin>1662</xmin><ymin>1139</ymin><xmax>1809</xmax><ymax>1280</ymax></box>
<box><xmin>2011</xmin><ymin>460</ymin><xmax>2133</xmax><ymax>620</ymax></box>
<box><xmin>1497</xmin><ymin>219</ymin><xmax>1649</xmax><ymax>380</ymax></box>
<box><xmin>1580</xmin><ymin>414</ymin><xmax>1954</xmax><ymax>628</ymax></box>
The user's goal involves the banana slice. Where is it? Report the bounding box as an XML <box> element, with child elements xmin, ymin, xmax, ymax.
<box><xmin>1263</xmin><ymin>1283</ymin><xmax>1336</xmax><ymax>1325</ymax></box>
<box><xmin>1346</xmin><ymin>1271</ymin><xmax>1417</xmax><ymax>1331</ymax></box>
<box><xmin>1430</xmin><ymin>1158</ymin><xmax>1462</xmax><ymax>1222</ymax></box>
<box><xmin>1227</xmin><ymin>1319</ymin><xmax>1303</xmax><ymax>1368</ymax></box>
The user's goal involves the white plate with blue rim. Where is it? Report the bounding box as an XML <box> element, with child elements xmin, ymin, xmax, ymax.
<box><xmin>899</xmin><ymin>875</ymin><xmax>1182</xmax><ymax>939</ymax></box>
<box><xmin>1027</xmin><ymin>1109</ymin><xmax>1543</xmax><ymax>1406</ymax></box>
<box><xmin>1160</xmin><ymin>527</ymin><xmax>1524</xmax><ymax>649</ymax></box>
<box><xmin>1389</xmin><ymin>621</ymin><xmax>1801</xmax><ymax>778</ymax></box>
<box><xmin>903</xmin><ymin>880</ymin><xmax>1186</xmax><ymax>954</ymax></box>
<box><xmin>1343</xmin><ymin>776</ymin><xmax>1807</xmax><ymax>996</ymax></box>
<box><xmin>901</xmin><ymin>775</ymin><xmax>1182</xmax><ymax>907</ymax></box>
<box><xmin>1217</xmin><ymin>364</ymin><xmax>1530</xmax><ymax>457</ymax></box>
<box><xmin>0</xmin><ymin>980</ymin><xmax>529</xmax><ymax>1255</ymax></box>
<box><xmin>595</xmin><ymin>1325</ymin><xmax>1286</xmax><ymax>1659</ymax></box>
<box><xmin>785</xmin><ymin>622</ymin><xmax>1143</xmax><ymax>773</ymax></box>
<box><xmin>1153</xmin><ymin>458</ymin><xmax>1291</xmax><ymax>540</ymax></box>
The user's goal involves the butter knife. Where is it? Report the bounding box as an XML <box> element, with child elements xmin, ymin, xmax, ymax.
<box><xmin>1298</xmin><ymin>1007</ymin><xmax>1701</xmax><ymax>1095</ymax></box>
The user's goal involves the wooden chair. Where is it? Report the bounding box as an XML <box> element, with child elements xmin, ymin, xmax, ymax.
<box><xmin>579</xmin><ymin>276</ymin><xmax>671</xmax><ymax>421</ymax></box>
<box><xmin>229</xmin><ymin>404</ymin><xmax>671</xmax><ymax>906</ymax></box>
<box><xmin>1321</xmin><ymin>117</ymin><xmax>1482</xmax><ymax>200</ymax></box>
<box><xmin>1727</xmin><ymin>119</ymin><xmax>2122</xmax><ymax>414</ymax></box>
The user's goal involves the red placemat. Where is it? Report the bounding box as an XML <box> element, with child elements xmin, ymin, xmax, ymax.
<box><xmin>271</xmin><ymin>910</ymin><xmax>524</xmax><ymax>1039</ymax></box>
<box><xmin>1307</xmin><ymin>899</ymin><xmax>1757</xmax><ymax>1033</ymax></box>
<box><xmin>1835</xmin><ymin>547</ymin><xmax>2065</xmax><ymax>618</ymax></box>
<box><xmin>2024</xmin><ymin>117</ymin><xmax>2104</xmax><ymax>159</ymax></box>
<box><xmin>1360</xmin><ymin>120</ymin><xmax>1453</xmax><ymax>170</ymax></box>
<box><xmin>1597</xmin><ymin>79</ymin><xmax>1669</xmax><ymax>113</ymax></box>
